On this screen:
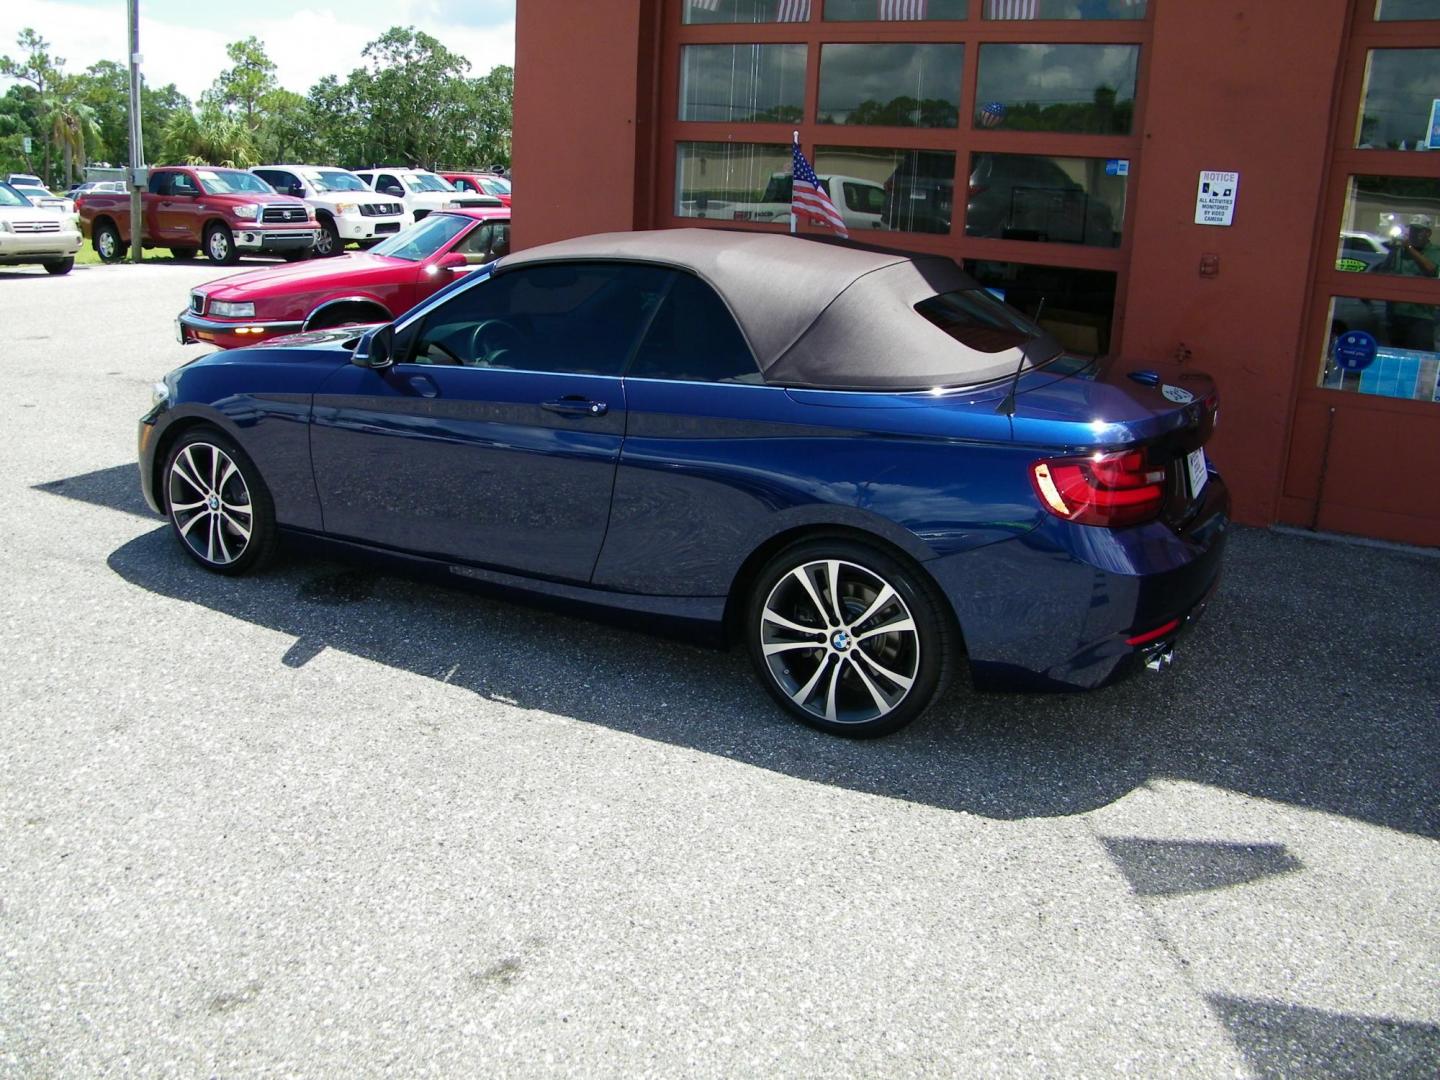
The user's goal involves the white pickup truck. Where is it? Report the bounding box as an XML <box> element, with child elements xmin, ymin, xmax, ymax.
<box><xmin>352</xmin><ymin>167</ymin><xmax>501</xmax><ymax>226</ymax></box>
<box><xmin>252</xmin><ymin>165</ymin><xmax>408</xmax><ymax>257</ymax></box>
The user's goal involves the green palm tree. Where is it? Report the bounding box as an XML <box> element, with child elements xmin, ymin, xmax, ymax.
<box><xmin>50</xmin><ymin>97</ymin><xmax>98</xmax><ymax>187</ymax></box>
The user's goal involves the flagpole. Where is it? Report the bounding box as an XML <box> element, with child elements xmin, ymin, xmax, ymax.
<box><xmin>790</xmin><ymin>130</ymin><xmax>798</xmax><ymax>236</ymax></box>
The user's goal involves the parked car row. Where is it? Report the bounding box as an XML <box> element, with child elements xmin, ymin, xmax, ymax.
<box><xmin>74</xmin><ymin>163</ymin><xmax>509</xmax><ymax>265</ymax></box>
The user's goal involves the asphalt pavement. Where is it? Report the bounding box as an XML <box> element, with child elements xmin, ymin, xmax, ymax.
<box><xmin>1</xmin><ymin>259</ymin><xmax>1437</xmax><ymax>1078</ymax></box>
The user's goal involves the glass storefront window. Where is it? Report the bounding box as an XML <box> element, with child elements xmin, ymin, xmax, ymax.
<box><xmin>1334</xmin><ymin>175</ymin><xmax>1440</xmax><ymax>274</ymax></box>
<box><xmin>981</xmin><ymin>0</ymin><xmax>1146</xmax><ymax>18</ymax></box>
<box><xmin>818</xmin><ymin>44</ymin><xmax>964</xmax><ymax>126</ymax></box>
<box><xmin>683</xmin><ymin>0</ymin><xmax>814</xmax><ymax>23</ymax></box>
<box><xmin>815</xmin><ymin>146</ymin><xmax>956</xmax><ymax>233</ymax></box>
<box><xmin>1323</xmin><ymin>297</ymin><xmax>1440</xmax><ymax>402</ymax></box>
<box><xmin>974</xmin><ymin>44</ymin><xmax>1138</xmax><ymax>134</ymax></box>
<box><xmin>962</xmin><ymin>260</ymin><xmax>1116</xmax><ymax>354</ymax></box>
<box><xmin>824</xmin><ymin>0</ymin><xmax>968</xmax><ymax>20</ymax></box>
<box><xmin>1356</xmin><ymin>49</ymin><xmax>1440</xmax><ymax>149</ymax></box>
<box><xmin>1375</xmin><ymin>0</ymin><xmax>1440</xmax><ymax>19</ymax></box>
<box><xmin>679</xmin><ymin>45</ymin><xmax>807</xmax><ymax>123</ymax></box>
<box><xmin>964</xmin><ymin>153</ymin><xmax>1124</xmax><ymax>247</ymax></box>
<box><xmin>675</xmin><ymin>141</ymin><xmax>792</xmax><ymax>220</ymax></box>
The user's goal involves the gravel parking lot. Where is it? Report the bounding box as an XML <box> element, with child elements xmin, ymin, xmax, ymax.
<box><xmin>1</xmin><ymin>259</ymin><xmax>1437</xmax><ymax>1078</ymax></box>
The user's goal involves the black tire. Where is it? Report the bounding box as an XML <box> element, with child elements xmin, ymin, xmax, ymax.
<box><xmin>43</xmin><ymin>257</ymin><xmax>74</xmax><ymax>275</ymax></box>
<box><xmin>313</xmin><ymin>216</ymin><xmax>341</xmax><ymax>257</ymax></box>
<box><xmin>170</xmin><ymin>246</ymin><xmax>198</xmax><ymax>260</ymax></box>
<box><xmin>746</xmin><ymin>538</ymin><xmax>956</xmax><ymax>738</ymax></box>
<box><xmin>282</xmin><ymin>247</ymin><xmax>311</xmax><ymax>263</ymax></box>
<box><xmin>204</xmin><ymin>223</ymin><xmax>238</xmax><ymax>265</ymax></box>
<box><xmin>162</xmin><ymin>427</ymin><xmax>278</xmax><ymax>575</ymax></box>
<box><xmin>94</xmin><ymin>221</ymin><xmax>124</xmax><ymax>263</ymax></box>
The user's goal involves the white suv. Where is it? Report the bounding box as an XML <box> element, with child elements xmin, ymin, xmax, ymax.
<box><xmin>352</xmin><ymin>167</ymin><xmax>501</xmax><ymax>225</ymax></box>
<box><xmin>0</xmin><ymin>179</ymin><xmax>81</xmax><ymax>274</ymax></box>
<box><xmin>252</xmin><ymin>165</ymin><xmax>407</xmax><ymax>257</ymax></box>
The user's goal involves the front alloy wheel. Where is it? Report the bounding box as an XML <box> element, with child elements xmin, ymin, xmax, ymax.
<box><xmin>205</xmin><ymin>224</ymin><xmax>237</xmax><ymax>264</ymax></box>
<box><xmin>164</xmin><ymin>430</ymin><xmax>276</xmax><ymax>574</ymax></box>
<box><xmin>748</xmin><ymin>541</ymin><xmax>953</xmax><ymax>738</ymax></box>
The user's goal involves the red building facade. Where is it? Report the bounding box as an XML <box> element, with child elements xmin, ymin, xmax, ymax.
<box><xmin>514</xmin><ymin>0</ymin><xmax>1440</xmax><ymax>546</ymax></box>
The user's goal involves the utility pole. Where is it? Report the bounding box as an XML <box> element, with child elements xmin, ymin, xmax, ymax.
<box><xmin>126</xmin><ymin>0</ymin><xmax>144</xmax><ymax>263</ymax></box>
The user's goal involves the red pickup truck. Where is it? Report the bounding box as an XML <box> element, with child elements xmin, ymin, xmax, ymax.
<box><xmin>79</xmin><ymin>165</ymin><xmax>319</xmax><ymax>264</ymax></box>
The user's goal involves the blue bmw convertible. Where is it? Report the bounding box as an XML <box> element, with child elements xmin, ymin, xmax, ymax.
<box><xmin>139</xmin><ymin>229</ymin><xmax>1227</xmax><ymax>737</ymax></box>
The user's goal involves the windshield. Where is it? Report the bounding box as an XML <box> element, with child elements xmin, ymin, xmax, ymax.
<box><xmin>16</xmin><ymin>187</ymin><xmax>54</xmax><ymax>199</ymax></box>
<box><xmin>0</xmin><ymin>182</ymin><xmax>29</xmax><ymax>207</ymax></box>
<box><xmin>371</xmin><ymin>213</ymin><xmax>471</xmax><ymax>262</ymax></box>
<box><xmin>197</xmin><ymin>169</ymin><xmax>274</xmax><ymax>195</ymax></box>
<box><xmin>482</xmin><ymin>177</ymin><xmax>511</xmax><ymax>194</ymax></box>
<box><xmin>310</xmin><ymin>169</ymin><xmax>368</xmax><ymax>193</ymax></box>
<box><xmin>404</xmin><ymin>173</ymin><xmax>455</xmax><ymax>193</ymax></box>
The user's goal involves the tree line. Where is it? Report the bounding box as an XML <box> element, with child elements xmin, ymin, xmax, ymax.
<box><xmin>0</xmin><ymin>27</ymin><xmax>513</xmax><ymax>187</ymax></box>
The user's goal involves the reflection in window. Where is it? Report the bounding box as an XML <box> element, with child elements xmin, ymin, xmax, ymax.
<box><xmin>975</xmin><ymin>44</ymin><xmax>1138</xmax><ymax>134</ymax></box>
<box><xmin>824</xmin><ymin>0</ymin><xmax>968</xmax><ymax>20</ymax></box>
<box><xmin>1375</xmin><ymin>0</ymin><xmax>1440</xmax><ymax>18</ymax></box>
<box><xmin>818</xmin><ymin>43</ymin><xmax>964</xmax><ymax>127</ymax></box>
<box><xmin>1324</xmin><ymin>296</ymin><xmax>1440</xmax><ymax>402</ymax></box>
<box><xmin>1335</xmin><ymin>176</ymin><xmax>1440</xmax><ymax>274</ymax></box>
<box><xmin>982</xmin><ymin>0</ymin><xmax>1145</xmax><ymax>17</ymax></box>
<box><xmin>1356</xmin><ymin>49</ymin><xmax>1440</xmax><ymax>149</ymax></box>
<box><xmin>683</xmin><ymin>0</ymin><xmax>813</xmax><ymax>23</ymax></box>
<box><xmin>675</xmin><ymin>141</ymin><xmax>792</xmax><ymax>221</ymax></box>
<box><xmin>815</xmin><ymin>146</ymin><xmax>955</xmax><ymax>233</ymax></box>
<box><xmin>965</xmin><ymin>153</ymin><xmax>1123</xmax><ymax>247</ymax></box>
<box><xmin>962</xmin><ymin>259</ymin><xmax>1116</xmax><ymax>354</ymax></box>
<box><xmin>679</xmin><ymin>45</ymin><xmax>807</xmax><ymax>123</ymax></box>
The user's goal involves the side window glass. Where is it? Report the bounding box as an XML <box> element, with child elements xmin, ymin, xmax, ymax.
<box><xmin>455</xmin><ymin>178</ymin><xmax>474</xmax><ymax>191</ymax></box>
<box><xmin>172</xmin><ymin>173</ymin><xmax>199</xmax><ymax>196</ymax></box>
<box><xmin>629</xmin><ymin>273</ymin><xmax>761</xmax><ymax>384</ymax></box>
<box><xmin>148</xmin><ymin>172</ymin><xmax>171</xmax><ymax>195</ymax></box>
<box><xmin>378</xmin><ymin>173</ymin><xmax>402</xmax><ymax>195</ymax></box>
<box><xmin>411</xmin><ymin>263</ymin><xmax>669</xmax><ymax>375</ymax></box>
<box><xmin>454</xmin><ymin>223</ymin><xmax>493</xmax><ymax>259</ymax></box>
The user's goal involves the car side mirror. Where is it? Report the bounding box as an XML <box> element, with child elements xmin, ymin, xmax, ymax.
<box><xmin>381</xmin><ymin>185</ymin><xmax>403</xmax><ymax>197</ymax></box>
<box><xmin>351</xmin><ymin>323</ymin><xmax>395</xmax><ymax>369</ymax></box>
<box><xmin>437</xmin><ymin>251</ymin><xmax>470</xmax><ymax>271</ymax></box>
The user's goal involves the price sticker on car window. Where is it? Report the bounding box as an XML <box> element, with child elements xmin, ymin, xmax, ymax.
<box><xmin>1187</xmin><ymin>448</ymin><xmax>1208</xmax><ymax>498</ymax></box>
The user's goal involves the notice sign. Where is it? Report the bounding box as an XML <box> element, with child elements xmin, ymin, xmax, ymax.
<box><xmin>1195</xmin><ymin>170</ymin><xmax>1239</xmax><ymax>227</ymax></box>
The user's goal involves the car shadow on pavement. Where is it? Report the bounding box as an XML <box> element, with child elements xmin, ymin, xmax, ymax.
<box><xmin>1208</xmin><ymin>996</ymin><xmax>1440</xmax><ymax>1078</ymax></box>
<box><xmin>64</xmin><ymin>466</ymin><xmax>1433</xmax><ymax>842</ymax></box>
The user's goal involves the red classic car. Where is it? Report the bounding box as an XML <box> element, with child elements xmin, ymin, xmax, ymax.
<box><xmin>176</xmin><ymin>208</ymin><xmax>510</xmax><ymax>349</ymax></box>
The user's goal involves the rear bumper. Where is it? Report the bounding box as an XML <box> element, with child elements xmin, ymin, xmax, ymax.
<box><xmin>931</xmin><ymin>471</ymin><xmax>1231</xmax><ymax>692</ymax></box>
<box><xmin>176</xmin><ymin>309</ymin><xmax>303</xmax><ymax>347</ymax></box>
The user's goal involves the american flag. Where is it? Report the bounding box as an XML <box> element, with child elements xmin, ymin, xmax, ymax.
<box><xmin>880</xmin><ymin>0</ymin><xmax>928</xmax><ymax>17</ymax></box>
<box><xmin>790</xmin><ymin>142</ymin><xmax>848</xmax><ymax>238</ymax></box>
<box><xmin>776</xmin><ymin>0</ymin><xmax>811</xmax><ymax>21</ymax></box>
<box><xmin>986</xmin><ymin>0</ymin><xmax>1038</xmax><ymax>17</ymax></box>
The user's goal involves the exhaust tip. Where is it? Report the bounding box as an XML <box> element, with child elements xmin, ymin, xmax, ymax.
<box><xmin>1144</xmin><ymin>647</ymin><xmax>1174</xmax><ymax>674</ymax></box>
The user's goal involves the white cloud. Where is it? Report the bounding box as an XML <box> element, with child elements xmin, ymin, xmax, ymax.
<box><xmin>0</xmin><ymin>1</ymin><xmax>514</xmax><ymax>101</ymax></box>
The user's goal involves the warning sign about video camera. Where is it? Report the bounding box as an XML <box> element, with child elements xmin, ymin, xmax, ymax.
<box><xmin>1195</xmin><ymin>171</ymin><xmax>1239</xmax><ymax>227</ymax></box>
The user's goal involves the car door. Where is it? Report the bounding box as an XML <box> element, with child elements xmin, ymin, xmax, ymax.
<box><xmin>309</xmin><ymin>261</ymin><xmax>671</xmax><ymax>582</ymax></box>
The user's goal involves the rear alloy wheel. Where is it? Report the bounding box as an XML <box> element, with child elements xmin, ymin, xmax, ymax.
<box><xmin>94</xmin><ymin>221</ymin><xmax>124</xmax><ymax>263</ymax></box>
<box><xmin>205</xmin><ymin>223</ymin><xmax>238</xmax><ymax>264</ymax></box>
<box><xmin>43</xmin><ymin>257</ymin><xmax>74</xmax><ymax>275</ymax></box>
<box><xmin>747</xmin><ymin>540</ymin><xmax>954</xmax><ymax>738</ymax></box>
<box><xmin>313</xmin><ymin>216</ymin><xmax>341</xmax><ymax>257</ymax></box>
<box><xmin>163</xmin><ymin>429</ymin><xmax>277</xmax><ymax>575</ymax></box>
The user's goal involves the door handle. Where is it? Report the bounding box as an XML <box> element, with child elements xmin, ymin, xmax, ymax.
<box><xmin>542</xmin><ymin>397</ymin><xmax>607</xmax><ymax>417</ymax></box>
<box><xmin>407</xmin><ymin>374</ymin><xmax>439</xmax><ymax>398</ymax></box>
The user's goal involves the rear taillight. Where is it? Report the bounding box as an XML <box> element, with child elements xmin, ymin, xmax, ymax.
<box><xmin>1030</xmin><ymin>449</ymin><xmax>1167</xmax><ymax>528</ymax></box>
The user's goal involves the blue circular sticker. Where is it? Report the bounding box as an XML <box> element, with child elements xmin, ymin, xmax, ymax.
<box><xmin>1334</xmin><ymin>331</ymin><xmax>1378</xmax><ymax>372</ymax></box>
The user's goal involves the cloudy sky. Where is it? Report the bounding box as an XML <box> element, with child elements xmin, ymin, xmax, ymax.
<box><xmin>0</xmin><ymin>0</ymin><xmax>515</xmax><ymax>100</ymax></box>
